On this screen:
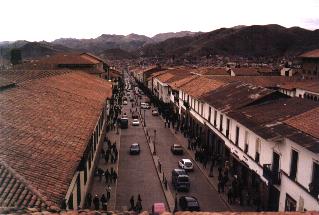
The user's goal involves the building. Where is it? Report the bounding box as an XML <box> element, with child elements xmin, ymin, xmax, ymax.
<box><xmin>0</xmin><ymin>69</ymin><xmax>112</xmax><ymax>210</ymax></box>
<box><xmin>298</xmin><ymin>49</ymin><xmax>319</xmax><ymax>78</ymax></box>
<box><xmin>142</xmin><ymin>67</ymin><xmax>319</xmax><ymax>211</ymax></box>
<box><xmin>15</xmin><ymin>52</ymin><xmax>109</xmax><ymax>78</ymax></box>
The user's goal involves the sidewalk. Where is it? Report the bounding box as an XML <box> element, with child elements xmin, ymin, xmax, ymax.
<box><xmin>89</xmin><ymin>128</ymin><xmax>121</xmax><ymax>211</ymax></box>
<box><xmin>165</xmin><ymin>123</ymin><xmax>256</xmax><ymax>212</ymax></box>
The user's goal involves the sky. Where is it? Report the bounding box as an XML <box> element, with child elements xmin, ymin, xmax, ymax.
<box><xmin>0</xmin><ymin>0</ymin><xmax>319</xmax><ymax>42</ymax></box>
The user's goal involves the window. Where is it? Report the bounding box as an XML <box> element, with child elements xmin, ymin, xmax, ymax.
<box><xmin>201</xmin><ymin>103</ymin><xmax>204</xmax><ymax>115</ymax></box>
<box><xmin>310</xmin><ymin>162</ymin><xmax>319</xmax><ymax>197</ymax></box>
<box><xmin>84</xmin><ymin>161</ymin><xmax>87</xmax><ymax>184</ymax></box>
<box><xmin>289</xmin><ymin>149</ymin><xmax>298</xmax><ymax>180</ymax></box>
<box><xmin>68</xmin><ymin>193</ymin><xmax>74</xmax><ymax>209</ymax></box>
<box><xmin>219</xmin><ymin>114</ymin><xmax>223</xmax><ymax>131</ymax></box>
<box><xmin>255</xmin><ymin>138</ymin><xmax>261</xmax><ymax>163</ymax></box>
<box><xmin>244</xmin><ymin>131</ymin><xmax>249</xmax><ymax>153</ymax></box>
<box><xmin>208</xmin><ymin>107</ymin><xmax>211</xmax><ymax>122</ymax></box>
<box><xmin>226</xmin><ymin>119</ymin><xmax>230</xmax><ymax>138</ymax></box>
<box><xmin>235</xmin><ymin>126</ymin><xmax>239</xmax><ymax>145</ymax></box>
<box><xmin>285</xmin><ymin>194</ymin><xmax>296</xmax><ymax>211</ymax></box>
<box><xmin>77</xmin><ymin>174</ymin><xmax>81</xmax><ymax>206</ymax></box>
<box><xmin>197</xmin><ymin>101</ymin><xmax>200</xmax><ymax>112</ymax></box>
<box><xmin>214</xmin><ymin>110</ymin><xmax>217</xmax><ymax>126</ymax></box>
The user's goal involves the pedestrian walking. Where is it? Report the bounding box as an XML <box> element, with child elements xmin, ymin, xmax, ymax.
<box><xmin>135</xmin><ymin>199</ymin><xmax>142</xmax><ymax>213</ymax></box>
<box><xmin>113</xmin><ymin>170</ymin><xmax>118</xmax><ymax>183</ymax></box>
<box><xmin>227</xmin><ymin>186</ymin><xmax>233</xmax><ymax>204</ymax></box>
<box><xmin>137</xmin><ymin>194</ymin><xmax>142</xmax><ymax>202</ymax></box>
<box><xmin>86</xmin><ymin>193</ymin><xmax>92</xmax><ymax>208</ymax></box>
<box><xmin>209</xmin><ymin>163</ymin><xmax>214</xmax><ymax>177</ymax></box>
<box><xmin>104</xmin><ymin>169</ymin><xmax>110</xmax><ymax>184</ymax></box>
<box><xmin>98</xmin><ymin>168</ymin><xmax>103</xmax><ymax>182</ymax></box>
<box><xmin>93</xmin><ymin>195</ymin><xmax>100</xmax><ymax>210</ymax></box>
<box><xmin>100</xmin><ymin>194</ymin><xmax>107</xmax><ymax>206</ymax></box>
<box><xmin>129</xmin><ymin>196</ymin><xmax>135</xmax><ymax>210</ymax></box>
<box><xmin>106</xmin><ymin>185</ymin><xmax>111</xmax><ymax>200</ymax></box>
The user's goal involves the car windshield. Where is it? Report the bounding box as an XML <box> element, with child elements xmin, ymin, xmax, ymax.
<box><xmin>174</xmin><ymin>145</ymin><xmax>182</xmax><ymax>149</ymax></box>
<box><xmin>188</xmin><ymin>201</ymin><xmax>199</xmax><ymax>207</ymax></box>
<box><xmin>185</xmin><ymin>162</ymin><xmax>192</xmax><ymax>167</ymax></box>
<box><xmin>131</xmin><ymin>144</ymin><xmax>139</xmax><ymax>149</ymax></box>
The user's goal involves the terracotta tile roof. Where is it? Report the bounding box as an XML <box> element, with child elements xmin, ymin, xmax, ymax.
<box><xmin>0</xmin><ymin>160</ymin><xmax>49</xmax><ymax>209</ymax></box>
<box><xmin>180</xmin><ymin>76</ymin><xmax>226</xmax><ymax>98</ymax></box>
<box><xmin>299</xmin><ymin>49</ymin><xmax>319</xmax><ymax>58</ymax></box>
<box><xmin>38</xmin><ymin>52</ymin><xmax>103</xmax><ymax>65</ymax></box>
<box><xmin>229</xmin><ymin>67</ymin><xmax>261</xmax><ymax>76</ymax></box>
<box><xmin>200</xmin><ymin>82</ymin><xmax>276</xmax><ymax>113</ymax></box>
<box><xmin>193</xmin><ymin>67</ymin><xmax>229</xmax><ymax>76</ymax></box>
<box><xmin>206</xmin><ymin>76</ymin><xmax>300</xmax><ymax>88</ymax></box>
<box><xmin>279</xmin><ymin>80</ymin><xmax>319</xmax><ymax>93</ymax></box>
<box><xmin>156</xmin><ymin>67</ymin><xmax>192</xmax><ymax>83</ymax></box>
<box><xmin>169</xmin><ymin>75</ymin><xmax>198</xmax><ymax>90</ymax></box>
<box><xmin>228</xmin><ymin>98</ymin><xmax>319</xmax><ymax>144</ymax></box>
<box><xmin>0</xmin><ymin>71</ymin><xmax>112</xmax><ymax>206</ymax></box>
<box><xmin>284</xmin><ymin>107</ymin><xmax>319</xmax><ymax>139</ymax></box>
<box><xmin>0</xmin><ymin>69</ymin><xmax>72</xmax><ymax>84</ymax></box>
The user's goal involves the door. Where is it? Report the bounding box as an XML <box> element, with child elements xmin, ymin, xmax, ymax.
<box><xmin>268</xmin><ymin>185</ymin><xmax>280</xmax><ymax>211</ymax></box>
<box><xmin>272</xmin><ymin>152</ymin><xmax>280</xmax><ymax>173</ymax></box>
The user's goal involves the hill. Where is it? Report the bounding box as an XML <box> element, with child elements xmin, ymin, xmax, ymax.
<box><xmin>139</xmin><ymin>25</ymin><xmax>319</xmax><ymax>59</ymax></box>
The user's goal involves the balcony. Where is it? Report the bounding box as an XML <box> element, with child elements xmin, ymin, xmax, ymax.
<box><xmin>263</xmin><ymin>164</ymin><xmax>281</xmax><ymax>185</ymax></box>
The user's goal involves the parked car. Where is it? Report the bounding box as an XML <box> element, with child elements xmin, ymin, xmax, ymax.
<box><xmin>178</xmin><ymin>159</ymin><xmax>194</xmax><ymax>171</ymax></box>
<box><xmin>172</xmin><ymin>169</ymin><xmax>190</xmax><ymax>191</ymax></box>
<box><xmin>152</xmin><ymin>109</ymin><xmax>159</xmax><ymax>116</ymax></box>
<box><xmin>123</xmin><ymin>100</ymin><xmax>128</xmax><ymax>105</ymax></box>
<box><xmin>171</xmin><ymin>144</ymin><xmax>184</xmax><ymax>155</ymax></box>
<box><xmin>130</xmin><ymin>143</ymin><xmax>140</xmax><ymax>155</ymax></box>
<box><xmin>179</xmin><ymin>196</ymin><xmax>200</xmax><ymax>211</ymax></box>
<box><xmin>132</xmin><ymin>119</ymin><xmax>140</xmax><ymax>126</ymax></box>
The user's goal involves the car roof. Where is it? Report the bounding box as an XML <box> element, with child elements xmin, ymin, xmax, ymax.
<box><xmin>182</xmin><ymin>159</ymin><xmax>192</xmax><ymax>162</ymax></box>
<box><xmin>173</xmin><ymin>143</ymin><xmax>181</xmax><ymax>147</ymax></box>
<box><xmin>182</xmin><ymin>196</ymin><xmax>198</xmax><ymax>201</ymax></box>
<box><xmin>131</xmin><ymin>143</ymin><xmax>139</xmax><ymax>146</ymax></box>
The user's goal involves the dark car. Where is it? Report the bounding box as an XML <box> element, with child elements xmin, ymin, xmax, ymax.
<box><xmin>179</xmin><ymin>196</ymin><xmax>200</xmax><ymax>211</ymax></box>
<box><xmin>172</xmin><ymin>169</ymin><xmax>190</xmax><ymax>192</ymax></box>
<box><xmin>130</xmin><ymin>143</ymin><xmax>140</xmax><ymax>155</ymax></box>
<box><xmin>171</xmin><ymin>144</ymin><xmax>184</xmax><ymax>155</ymax></box>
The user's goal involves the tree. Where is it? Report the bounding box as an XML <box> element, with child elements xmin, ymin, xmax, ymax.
<box><xmin>10</xmin><ymin>49</ymin><xmax>22</xmax><ymax>65</ymax></box>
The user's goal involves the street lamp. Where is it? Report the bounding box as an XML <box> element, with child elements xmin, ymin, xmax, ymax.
<box><xmin>144</xmin><ymin>109</ymin><xmax>146</xmax><ymax>126</ymax></box>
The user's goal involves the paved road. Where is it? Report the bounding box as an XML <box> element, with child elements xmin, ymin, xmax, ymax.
<box><xmin>142</xmin><ymin>97</ymin><xmax>228</xmax><ymax>211</ymax></box>
<box><xmin>115</xmin><ymin>98</ymin><xmax>167</xmax><ymax>212</ymax></box>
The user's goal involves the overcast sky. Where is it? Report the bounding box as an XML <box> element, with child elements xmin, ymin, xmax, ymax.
<box><xmin>1</xmin><ymin>0</ymin><xmax>319</xmax><ymax>42</ymax></box>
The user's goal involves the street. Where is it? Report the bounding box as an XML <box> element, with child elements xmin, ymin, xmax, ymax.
<box><xmin>115</xmin><ymin>99</ymin><xmax>167</xmax><ymax>211</ymax></box>
<box><xmin>114</xmin><ymin>73</ymin><xmax>228</xmax><ymax>212</ymax></box>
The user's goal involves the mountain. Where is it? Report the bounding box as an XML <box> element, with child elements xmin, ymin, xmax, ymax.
<box><xmin>53</xmin><ymin>33</ymin><xmax>153</xmax><ymax>53</ymax></box>
<box><xmin>151</xmin><ymin>31</ymin><xmax>202</xmax><ymax>43</ymax></box>
<box><xmin>19</xmin><ymin>42</ymin><xmax>74</xmax><ymax>59</ymax></box>
<box><xmin>139</xmin><ymin>25</ymin><xmax>319</xmax><ymax>59</ymax></box>
<box><xmin>52</xmin><ymin>31</ymin><xmax>201</xmax><ymax>54</ymax></box>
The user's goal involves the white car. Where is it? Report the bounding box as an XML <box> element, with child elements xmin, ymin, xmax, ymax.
<box><xmin>178</xmin><ymin>159</ymin><xmax>194</xmax><ymax>171</ymax></box>
<box><xmin>141</xmin><ymin>102</ymin><xmax>150</xmax><ymax>109</ymax></box>
<box><xmin>132</xmin><ymin>119</ymin><xmax>140</xmax><ymax>126</ymax></box>
<box><xmin>123</xmin><ymin>100</ymin><xmax>128</xmax><ymax>105</ymax></box>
